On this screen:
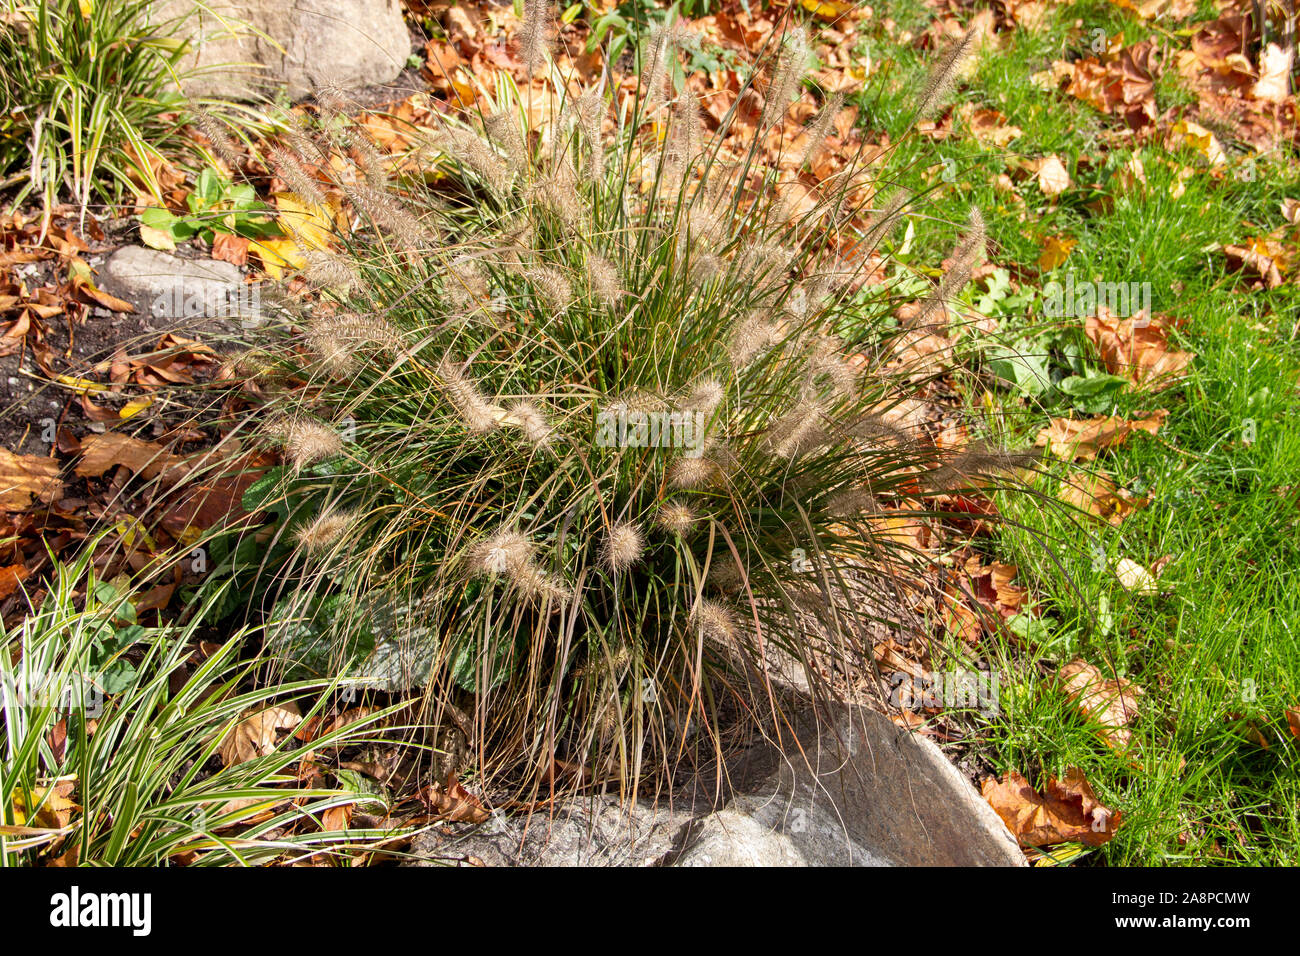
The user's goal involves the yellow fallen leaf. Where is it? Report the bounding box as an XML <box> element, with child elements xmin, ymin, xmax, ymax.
<box><xmin>54</xmin><ymin>374</ymin><xmax>109</xmax><ymax>395</ymax></box>
<box><xmin>800</xmin><ymin>0</ymin><xmax>856</xmax><ymax>19</ymax></box>
<box><xmin>248</xmin><ymin>238</ymin><xmax>306</xmax><ymax>281</ymax></box>
<box><xmin>119</xmin><ymin>397</ymin><xmax>154</xmax><ymax>420</ymax></box>
<box><xmin>10</xmin><ymin>779</ymin><xmax>78</xmax><ymax>829</ymax></box>
<box><xmin>273</xmin><ymin>192</ymin><xmax>343</xmax><ymax>252</ymax></box>
<box><xmin>1038</xmin><ymin>235</ymin><xmax>1076</xmax><ymax>271</ymax></box>
<box><xmin>1169</xmin><ymin>120</ymin><xmax>1226</xmax><ymax>166</ymax></box>
<box><xmin>1115</xmin><ymin>557</ymin><xmax>1159</xmax><ymax>594</ymax></box>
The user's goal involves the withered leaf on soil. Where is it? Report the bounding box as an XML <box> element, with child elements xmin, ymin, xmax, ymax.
<box><xmin>1035</xmin><ymin>410</ymin><xmax>1167</xmax><ymax>462</ymax></box>
<box><xmin>1059</xmin><ymin>659</ymin><xmax>1144</xmax><ymax>750</ymax></box>
<box><xmin>0</xmin><ymin>448</ymin><xmax>64</xmax><ymax>511</ymax></box>
<box><xmin>0</xmin><ymin>563</ymin><xmax>31</xmax><ymax>600</ymax></box>
<box><xmin>74</xmin><ymin>432</ymin><xmax>187</xmax><ymax>480</ymax></box>
<box><xmin>420</xmin><ymin>775</ymin><xmax>491</xmax><ymax>824</ymax></box>
<box><xmin>982</xmin><ymin>767</ymin><xmax>1121</xmax><ymax>847</ymax></box>
<box><xmin>159</xmin><ymin>452</ymin><xmax>270</xmax><ymax>538</ymax></box>
<box><xmin>218</xmin><ymin>703</ymin><xmax>303</xmax><ymax>767</ymax></box>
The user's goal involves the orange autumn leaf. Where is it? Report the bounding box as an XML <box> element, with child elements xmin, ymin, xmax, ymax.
<box><xmin>982</xmin><ymin>767</ymin><xmax>1122</xmax><ymax>847</ymax></box>
<box><xmin>1085</xmin><ymin>308</ymin><xmax>1193</xmax><ymax>392</ymax></box>
<box><xmin>1059</xmin><ymin>471</ymin><xmax>1147</xmax><ymax>525</ymax></box>
<box><xmin>1037</xmin><ymin>235</ymin><xmax>1076</xmax><ymax>271</ymax></box>
<box><xmin>0</xmin><ymin>563</ymin><xmax>30</xmax><ymax>600</ymax></box>
<box><xmin>1035</xmin><ymin>410</ymin><xmax>1167</xmax><ymax>462</ymax></box>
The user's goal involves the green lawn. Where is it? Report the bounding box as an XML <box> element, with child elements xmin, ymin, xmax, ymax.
<box><xmin>854</xmin><ymin>0</ymin><xmax>1300</xmax><ymax>864</ymax></box>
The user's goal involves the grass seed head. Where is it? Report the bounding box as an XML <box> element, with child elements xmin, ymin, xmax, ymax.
<box><xmin>266</xmin><ymin>416</ymin><xmax>344</xmax><ymax>469</ymax></box>
<box><xmin>761</xmin><ymin>28</ymin><xmax>809</xmax><ymax>129</ymax></box>
<box><xmin>916</xmin><ymin>29</ymin><xmax>975</xmax><ymax>119</ymax></box>
<box><xmin>296</xmin><ymin>507</ymin><xmax>356</xmax><ymax>552</ymax></box>
<box><xmin>601</xmin><ymin>521</ymin><xmax>645</xmax><ymax>573</ymax></box>
<box><xmin>655</xmin><ymin>501</ymin><xmax>698</xmax><ymax>535</ymax></box>
<box><xmin>437</xmin><ymin>357</ymin><xmax>503</xmax><ymax>434</ymax></box>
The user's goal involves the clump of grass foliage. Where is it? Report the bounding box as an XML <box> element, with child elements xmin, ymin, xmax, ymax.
<box><xmin>0</xmin><ymin>0</ymin><xmax>259</xmax><ymax>220</ymax></box>
<box><xmin>214</xmin><ymin>15</ymin><xmax>1026</xmax><ymax>802</ymax></box>
<box><xmin>0</xmin><ymin>547</ymin><xmax>407</xmax><ymax>866</ymax></box>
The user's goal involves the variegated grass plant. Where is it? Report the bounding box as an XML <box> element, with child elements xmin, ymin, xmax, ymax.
<box><xmin>0</xmin><ymin>547</ymin><xmax>411</xmax><ymax>866</ymax></box>
<box><xmin>216</xmin><ymin>16</ymin><xmax>1024</xmax><ymax>802</ymax></box>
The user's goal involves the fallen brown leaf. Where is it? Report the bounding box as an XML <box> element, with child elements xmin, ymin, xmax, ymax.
<box><xmin>218</xmin><ymin>703</ymin><xmax>303</xmax><ymax>767</ymax></box>
<box><xmin>1059</xmin><ymin>659</ymin><xmax>1143</xmax><ymax>749</ymax></box>
<box><xmin>0</xmin><ymin>448</ymin><xmax>64</xmax><ymax>511</ymax></box>
<box><xmin>982</xmin><ymin>767</ymin><xmax>1121</xmax><ymax>847</ymax></box>
<box><xmin>0</xmin><ymin>563</ymin><xmax>31</xmax><ymax>599</ymax></box>
<box><xmin>1033</xmin><ymin>154</ymin><xmax>1071</xmax><ymax>196</ymax></box>
<box><xmin>1035</xmin><ymin>410</ymin><xmax>1167</xmax><ymax>462</ymax></box>
<box><xmin>1085</xmin><ymin>308</ymin><xmax>1193</xmax><ymax>391</ymax></box>
<box><xmin>75</xmin><ymin>432</ymin><xmax>186</xmax><ymax>480</ymax></box>
<box><xmin>1059</xmin><ymin>471</ymin><xmax>1147</xmax><ymax>525</ymax></box>
<box><xmin>1224</xmin><ymin>239</ymin><xmax>1287</xmax><ymax>289</ymax></box>
<box><xmin>420</xmin><ymin>775</ymin><xmax>490</xmax><ymax>824</ymax></box>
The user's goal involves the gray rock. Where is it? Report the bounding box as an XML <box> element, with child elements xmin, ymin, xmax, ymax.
<box><xmin>408</xmin><ymin>704</ymin><xmax>1025</xmax><ymax>868</ymax></box>
<box><xmin>671</xmin><ymin>706</ymin><xmax>1026</xmax><ymax>867</ymax></box>
<box><xmin>153</xmin><ymin>0</ymin><xmax>412</xmax><ymax>101</ymax></box>
<box><xmin>410</xmin><ymin>798</ymin><xmax>697</xmax><ymax>867</ymax></box>
<box><xmin>99</xmin><ymin>245</ymin><xmax>252</xmax><ymax>340</ymax></box>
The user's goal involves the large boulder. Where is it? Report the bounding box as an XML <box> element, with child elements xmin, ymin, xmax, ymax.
<box><xmin>98</xmin><ymin>245</ymin><xmax>255</xmax><ymax>341</ymax></box>
<box><xmin>153</xmin><ymin>0</ymin><xmax>412</xmax><ymax>101</ymax></box>
<box><xmin>409</xmin><ymin>704</ymin><xmax>1026</xmax><ymax>867</ymax></box>
<box><xmin>672</xmin><ymin>706</ymin><xmax>1026</xmax><ymax>867</ymax></box>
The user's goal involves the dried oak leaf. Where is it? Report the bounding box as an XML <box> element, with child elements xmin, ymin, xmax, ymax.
<box><xmin>1085</xmin><ymin>308</ymin><xmax>1193</xmax><ymax>391</ymax></box>
<box><xmin>1059</xmin><ymin>659</ymin><xmax>1143</xmax><ymax>749</ymax></box>
<box><xmin>1035</xmin><ymin>410</ymin><xmax>1167</xmax><ymax>462</ymax></box>
<box><xmin>982</xmin><ymin>767</ymin><xmax>1121</xmax><ymax>847</ymax></box>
